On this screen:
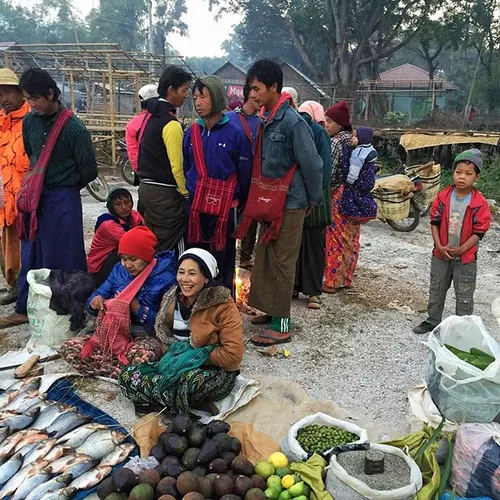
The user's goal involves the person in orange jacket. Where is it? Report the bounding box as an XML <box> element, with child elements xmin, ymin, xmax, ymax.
<box><xmin>0</xmin><ymin>69</ymin><xmax>30</xmax><ymax>305</ymax></box>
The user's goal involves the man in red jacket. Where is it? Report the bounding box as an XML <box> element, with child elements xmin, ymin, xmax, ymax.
<box><xmin>414</xmin><ymin>149</ymin><xmax>491</xmax><ymax>334</ymax></box>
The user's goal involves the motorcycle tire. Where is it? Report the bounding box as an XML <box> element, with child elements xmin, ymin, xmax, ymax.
<box><xmin>86</xmin><ymin>174</ymin><xmax>109</xmax><ymax>202</ymax></box>
<box><xmin>386</xmin><ymin>198</ymin><xmax>421</xmax><ymax>232</ymax></box>
<box><xmin>413</xmin><ymin>191</ymin><xmax>431</xmax><ymax>216</ymax></box>
<box><xmin>119</xmin><ymin>158</ymin><xmax>135</xmax><ymax>186</ymax></box>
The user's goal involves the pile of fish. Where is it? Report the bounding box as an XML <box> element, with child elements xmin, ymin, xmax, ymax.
<box><xmin>0</xmin><ymin>378</ymin><xmax>135</xmax><ymax>500</ymax></box>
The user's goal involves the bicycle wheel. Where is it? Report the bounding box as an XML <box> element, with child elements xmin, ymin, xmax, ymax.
<box><xmin>386</xmin><ymin>198</ymin><xmax>421</xmax><ymax>232</ymax></box>
<box><xmin>86</xmin><ymin>174</ymin><xmax>109</xmax><ymax>202</ymax></box>
<box><xmin>413</xmin><ymin>191</ymin><xmax>431</xmax><ymax>216</ymax></box>
<box><xmin>119</xmin><ymin>158</ymin><xmax>135</xmax><ymax>186</ymax></box>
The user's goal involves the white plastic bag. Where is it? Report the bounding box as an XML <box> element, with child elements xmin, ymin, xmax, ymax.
<box><xmin>325</xmin><ymin>444</ymin><xmax>422</xmax><ymax>500</ymax></box>
<box><xmin>27</xmin><ymin>269</ymin><xmax>72</xmax><ymax>348</ymax></box>
<box><xmin>280</xmin><ymin>412</ymin><xmax>368</xmax><ymax>462</ymax></box>
<box><xmin>426</xmin><ymin>315</ymin><xmax>500</xmax><ymax>422</ymax></box>
<box><xmin>451</xmin><ymin>423</ymin><xmax>500</xmax><ymax>499</ymax></box>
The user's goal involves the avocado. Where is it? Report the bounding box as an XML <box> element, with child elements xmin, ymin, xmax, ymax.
<box><xmin>246</xmin><ymin>488</ymin><xmax>266</xmax><ymax>500</ymax></box>
<box><xmin>182</xmin><ymin>493</ymin><xmax>204</xmax><ymax>500</ymax></box>
<box><xmin>221</xmin><ymin>452</ymin><xmax>237</xmax><ymax>467</ymax></box>
<box><xmin>163</xmin><ymin>463</ymin><xmax>185</xmax><ymax>479</ymax></box>
<box><xmin>155</xmin><ymin>465</ymin><xmax>168</xmax><ymax>478</ymax></box>
<box><xmin>234</xmin><ymin>476</ymin><xmax>253</xmax><ymax>497</ymax></box>
<box><xmin>213</xmin><ymin>474</ymin><xmax>234</xmax><ymax>497</ymax></box>
<box><xmin>163</xmin><ymin>434</ymin><xmax>189</xmax><ymax>457</ymax></box>
<box><xmin>220</xmin><ymin>495</ymin><xmax>243</xmax><ymax>500</ymax></box>
<box><xmin>111</xmin><ymin>467</ymin><xmax>137</xmax><ymax>493</ymax></box>
<box><xmin>181</xmin><ymin>448</ymin><xmax>201</xmax><ymax>471</ymax></box>
<box><xmin>229</xmin><ymin>438</ymin><xmax>242</xmax><ymax>455</ymax></box>
<box><xmin>104</xmin><ymin>494</ymin><xmax>127</xmax><ymax>500</ymax></box>
<box><xmin>129</xmin><ymin>484</ymin><xmax>155</xmax><ymax>500</ymax></box>
<box><xmin>211</xmin><ymin>433</ymin><xmax>233</xmax><ymax>452</ymax></box>
<box><xmin>171</xmin><ymin>416</ymin><xmax>193</xmax><ymax>435</ymax></box>
<box><xmin>97</xmin><ymin>477</ymin><xmax>116</xmax><ymax>500</ymax></box>
<box><xmin>250</xmin><ymin>475</ymin><xmax>266</xmax><ymax>490</ymax></box>
<box><xmin>150</xmin><ymin>444</ymin><xmax>167</xmax><ymax>462</ymax></box>
<box><xmin>208</xmin><ymin>458</ymin><xmax>228</xmax><ymax>474</ymax></box>
<box><xmin>157</xmin><ymin>496</ymin><xmax>177</xmax><ymax>500</ymax></box>
<box><xmin>192</xmin><ymin>465</ymin><xmax>207</xmax><ymax>478</ymax></box>
<box><xmin>187</xmin><ymin>425</ymin><xmax>208</xmax><ymax>448</ymax></box>
<box><xmin>139</xmin><ymin>470</ymin><xmax>161</xmax><ymax>489</ymax></box>
<box><xmin>176</xmin><ymin>471</ymin><xmax>200</xmax><ymax>496</ymax></box>
<box><xmin>198</xmin><ymin>477</ymin><xmax>213</xmax><ymax>498</ymax></box>
<box><xmin>207</xmin><ymin>420</ymin><xmax>231</xmax><ymax>437</ymax></box>
<box><xmin>198</xmin><ymin>440</ymin><xmax>222</xmax><ymax>463</ymax></box>
<box><xmin>231</xmin><ymin>457</ymin><xmax>254</xmax><ymax>477</ymax></box>
<box><xmin>157</xmin><ymin>477</ymin><xmax>179</xmax><ymax>499</ymax></box>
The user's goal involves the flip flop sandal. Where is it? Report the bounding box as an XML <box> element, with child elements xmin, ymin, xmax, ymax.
<box><xmin>250</xmin><ymin>329</ymin><xmax>291</xmax><ymax>346</ymax></box>
<box><xmin>250</xmin><ymin>314</ymin><xmax>272</xmax><ymax>325</ymax></box>
<box><xmin>308</xmin><ymin>296</ymin><xmax>322</xmax><ymax>309</ymax></box>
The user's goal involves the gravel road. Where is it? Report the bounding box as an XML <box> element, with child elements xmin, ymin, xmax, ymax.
<box><xmin>1</xmin><ymin>177</ymin><xmax>500</xmax><ymax>436</ymax></box>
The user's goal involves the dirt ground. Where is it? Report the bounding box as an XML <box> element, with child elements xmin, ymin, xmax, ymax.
<box><xmin>1</xmin><ymin>178</ymin><xmax>500</xmax><ymax>437</ymax></box>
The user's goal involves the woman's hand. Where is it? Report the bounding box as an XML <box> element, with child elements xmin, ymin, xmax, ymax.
<box><xmin>90</xmin><ymin>295</ymin><xmax>105</xmax><ymax>311</ymax></box>
<box><xmin>130</xmin><ymin>298</ymin><xmax>141</xmax><ymax>313</ymax></box>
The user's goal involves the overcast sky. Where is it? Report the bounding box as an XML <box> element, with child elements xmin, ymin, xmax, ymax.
<box><xmin>71</xmin><ymin>0</ymin><xmax>239</xmax><ymax>57</ymax></box>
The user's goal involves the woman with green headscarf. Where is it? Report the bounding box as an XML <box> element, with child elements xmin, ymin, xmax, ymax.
<box><xmin>87</xmin><ymin>188</ymin><xmax>145</xmax><ymax>286</ymax></box>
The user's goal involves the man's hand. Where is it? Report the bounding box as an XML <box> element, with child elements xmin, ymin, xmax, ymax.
<box><xmin>437</xmin><ymin>244</ymin><xmax>454</xmax><ymax>261</ymax></box>
<box><xmin>90</xmin><ymin>295</ymin><xmax>105</xmax><ymax>311</ymax></box>
<box><xmin>130</xmin><ymin>298</ymin><xmax>141</xmax><ymax>313</ymax></box>
<box><xmin>447</xmin><ymin>246</ymin><xmax>463</xmax><ymax>258</ymax></box>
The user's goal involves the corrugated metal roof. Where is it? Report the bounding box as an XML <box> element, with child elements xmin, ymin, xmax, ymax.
<box><xmin>280</xmin><ymin>62</ymin><xmax>331</xmax><ymax>99</ymax></box>
<box><xmin>213</xmin><ymin>61</ymin><xmax>246</xmax><ymax>77</ymax></box>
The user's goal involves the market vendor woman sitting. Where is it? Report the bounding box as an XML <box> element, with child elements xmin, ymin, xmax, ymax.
<box><xmin>119</xmin><ymin>248</ymin><xmax>244</xmax><ymax>415</ymax></box>
<box><xmin>87</xmin><ymin>188</ymin><xmax>144</xmax><ymax>287</ymax></box>
<box><xmin>61</xmin><ymin>226</ymin><xmax>177</xmax><ymax>379</ymax></box>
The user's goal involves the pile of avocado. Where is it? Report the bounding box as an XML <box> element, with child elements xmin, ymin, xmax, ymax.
<box><xmin>444</xmin><ymin>344</ymin><xmax>496</xmax><ymax>370</ymax></box>
<box><xmin>97</xmin><ymin>415</ymin><xmax>282</xmax><ymax>500</ymax></box>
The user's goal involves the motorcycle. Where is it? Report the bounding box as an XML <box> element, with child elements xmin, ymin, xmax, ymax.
<box><xmin>85</xmin><ymin>165</ymin><xmax>110</xmax><ymax>202</ymax></box>
<box><xmin>116</xmin><ymin>140</ymin><xmax>135</xmax><ymax>186</ymax></box>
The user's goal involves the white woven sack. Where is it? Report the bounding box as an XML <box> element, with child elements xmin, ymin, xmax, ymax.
<box><xmin>281</xmin><ymin>412</ymin><xmax>368</xmax><ymax>462</ymax></box>
<box><xmin>325</xmin><ymin>444</ymin><xmax>422</xmax><ymax>500</ymax></box>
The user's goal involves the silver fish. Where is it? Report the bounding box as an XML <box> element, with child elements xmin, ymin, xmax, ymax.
<box><xmin>0</xmin><ymin>407</ymin><xmax>41</xmax><ymax>431</ymax></box>
<box><xmin>3</xmin><ymin>392</ymin><xmax>41</xmax><ymax>413</ymax></box>
<box><xmin>18</xmin><ymin>443</ymin><xmax>38</xmax><ymax>458</ymax></box>
<box><xmin>0</xmin><ymin>430</ymin><xmax>41</xmax><ymax>457</ymax></box>
<box><xmin>14</xmin><ymin>433</ymin><xmax>49</xmax><ymax>453</ymax></box>
<box><xmin>0</xmin><ymin>428</ymin><xmax>10</xmax><ymax>445</ymax></box>
<box><xmin>76</xmin><ymin>430</ymin><xmax>127</xmax><ymax>460</ymax></box>
<box><xmin>45</xmin><ymin>454</ymin><xmax>92</xmax><ymax>475</ymax></box>
<box><xmin>24</xmin><ymin>474</ymin><xmax>73</xmax><ymax>500</ymax></box>
<box><xmin>16</xmin><ymin>396</ymin><xmax>46</xmax><ymax>415</ymax></box>
<box><xmin>2</xmin><ymin>378</ymin><xmax>41</xmax><ymax>395</ymax></box>
<box><xmin>99</xmin><ymin>443</ymin><xmax>135</xmax><ymax>467</ymax></box>
<box><xmin>56</xmin><ymin>423</ymin><xmax>108</xmax><ymax>449</ymax></box>
<box><xmin>12</xmin><ymin>470</ymin><xmax>52</xmax><ymax>500</ymax></box>
<box><xmin>40</xmin><ymin>487</ymin><xmax>76</xmax><ymax>500</ymax></box>
<box><xmin>45</xmin><ymin>412</ymin><xmax>92</xmax><ymax>439</ymax></box>
<box><xmin>23</xmin><ymin>439</ymin><xmax>56</xmax><ymax>466</ymax></box>
<box><xmin>64</xmin><ymin>458</ymin><xmax>99</xmax><ymax>480</ymax></box>
<box><xmin>30</xmin><ymin>404</ymin><xmax>75</xmax><ymax>431</ymax></box>
<box><xmin>0</xmin><ymin>390</ymin><xmax>20</xmax><ymax>410</ymax></box>
<box><xmin>0</xmin><ymin>453</ymin><xmax>22</xmax><ymax>487</ymax></box>
<box><xmin>43</xmin><ymin>445</ymin><xmax>70</xmax><ymax>462</ymax></box>
<box><xmin>68</xmin><ymin>465</ymin><xmax>111</xmax><ymax>490</ymax></box>
<box><xmin>0</xmin><ymin>460</ymin><xmax>49</xmax><ymax>499</ymax></box>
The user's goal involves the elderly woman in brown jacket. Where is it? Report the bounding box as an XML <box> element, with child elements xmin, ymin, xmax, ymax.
<box><xmin>119</xmin><ymin>248</ymin><xmax>244</xmax><ymax>415</ymax></box>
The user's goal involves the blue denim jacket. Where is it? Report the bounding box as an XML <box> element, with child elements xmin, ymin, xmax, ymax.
<box><xmin>261</xmin><ymin>102</ymin><xmax>323</xmax><ymax>209</ymax></box>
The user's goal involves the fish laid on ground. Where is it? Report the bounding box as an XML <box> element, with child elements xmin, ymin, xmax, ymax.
<box><xmin>99</xmin><ymin>443</ymin><xmax>135</xmax><ymax>467</ymax></box>
<box><xmin>44</xmin><ymin>412</ymin><xmax>92</xmax><ymax>439</ymax></box>
<box><xmin>14</xmin><ymin>433</ymin><xmax>49</xmax><ymax>454</ymax></box>
<box><xmin>0</xmin><ymin>390</ymin><xmax>20</xmax><ymax>410</ymax></box>
<box><xmin>30</xmin><ymin>404</ymin><xmax>75</xmax><ymax>431</ymax></box>
<box><xmin>2</xmin><ymin>379</ymin><xmax>41</xmax><ymax>396</ymax></box>
<box><xmin>42</xmin><ymin>445</ymin><xmax>70</xmax><ymax>462</ymax></box>
<box><xmin>39</xmin><ymin>487</ymin><xmax>76</xmax><ymax>500</ymax></box>
<box><xmin>0</xmin><ymin>429</ymin><xmax>10</xmax><ymax>446</ymax></box>
<box><xmin>45</xmin><ymin>454</ymin><xmax>92</xmax><ymax>475</ymax></box>
<box><xmin>18</xmin><ymin>443</ymin><xmax>38</xmax><ymax>458</ymax></box>
<box><xmin>3</xmin><ymin>392</ymin><xmax>43</xmax><ymax>413</ymax></box>
<box><xmin>24</xmin><ymin>474</ymin><xmax>73</xmax><ymax>500</ymax></box>
<box><xmin>0</xmin><ymin>453</ymin><xmax>22</xmax><ymax>487</ymax></box>
<box><xmin>75</xmin><ymin>430</ymin><xmax>127</xmax><ymax>460</ymax></box>
<box><xmin>56</xmin><ymin>423</ymin><xmax>108</xmax><ymax>449</ymax></box>
<box><xmin>12</xmin><ymin>470</ymin><xmax>52</xmax><ymax>500</ymax></box>
<box><xmin>0</xmin><ymin>460</ymin><xmax>49</xmax><ymax>499</ymax></box>
<box><xmin>0</xmin><ymin>407</ymin><xmax>41</xmax><ymax>431</ymax></box>
<box><xmin>0</xmin><ymin>430</ymin><xmax>41</xmax><ymax>457</ymax></box>
<box><xmin>23</xmin><ymin>439</ymin><xmax>56</xmax><ymax>466</ymax></box>
<box><xmin>68</xmin><ymin>465</ymin><xmax>111</xmax><ymax>490</ymax></box>
<box><xmin>63</xmin><ymin>458</ymin><xmax>99</xmax><ymax>480</ymax></box>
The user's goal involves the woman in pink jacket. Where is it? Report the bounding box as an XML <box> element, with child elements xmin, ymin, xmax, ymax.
<box><xmin>87</xmin><ymin>188</ymin><xmax>144</xmax><ymax>286</ymax></box>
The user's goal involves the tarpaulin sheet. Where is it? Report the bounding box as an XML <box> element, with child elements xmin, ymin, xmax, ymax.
<box><xmin>400</xmin><ymin>133</ymin><xmax>500</xmax><ymax>151</ymax></box>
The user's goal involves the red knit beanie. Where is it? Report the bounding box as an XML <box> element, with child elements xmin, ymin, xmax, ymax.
<box><xmin>118</xmin><ymin>226</ymin><xmax>157</xmax><ymax>262</ymax></box>
<box><xmin>325</xmin><ymin>100</ymin><xmax>351</xmax><ymax>127</ymax></box>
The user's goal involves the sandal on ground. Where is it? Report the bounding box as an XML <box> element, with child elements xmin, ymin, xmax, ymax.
<box><xmin>250</xmin><ymin>314</ymin><xmax>272</xmax><ymax>325</ymax></box>
<box><xmin>307</xmin><ymin>295</ymin><xmax>322</xmax><ymax>309</ymax></box>
<box><xmin>250</xmin><ymin>329</ymin><xmax>291</xmax><ymax>346</ymax></box>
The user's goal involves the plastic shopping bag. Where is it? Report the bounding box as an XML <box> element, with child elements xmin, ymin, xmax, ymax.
<box><xmin>281</xmin><ymin>412</ymin><xmax>368</xmax><ymax>462</ymax></box>
<box><xmin>451</xmin><ymin>423</ymin><xmax>500</xmax><ymax>499</ymax></box>
<box><xmin>426</xmin><ymin>315</ymin><xmax>500</xmax><ymax>422</ymax></box>
<box><xmin>27</xmin><ymin>269</ymin><xmax>72</xmax><ymax>348</ymax></box>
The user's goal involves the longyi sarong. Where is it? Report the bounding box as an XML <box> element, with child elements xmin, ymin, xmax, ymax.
<box><xmin>295</xmin><ymin>226</ymin><xmax>326</xmax><ymax>297</ymax></box>
<box><xmin>16</xmin><ymin>187</ymin><xmax>87</xmax><ymax>314</ymax></box>
<box><xmin>248</xmin><ymin>209</ymin><xmax>305</xmax><ymax>318</ymax></box>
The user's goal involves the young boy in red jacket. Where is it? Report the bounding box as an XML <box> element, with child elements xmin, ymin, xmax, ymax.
<box><xmin>414</xmin><ymin>149</ymin><xmax>491</xmax><ymax>334</ymax></box>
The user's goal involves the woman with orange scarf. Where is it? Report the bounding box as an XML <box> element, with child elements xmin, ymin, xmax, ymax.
<box><xmin>0</xmin><ymin>69</ymin><xmax>30</xmax><ymax>305</ymax></box>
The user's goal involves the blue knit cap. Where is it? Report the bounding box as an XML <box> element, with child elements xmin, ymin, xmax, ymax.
<box><xmin>453</xmin><ymin>148</ymin><xmax>483</xmax><ymax>172</ymax></box>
